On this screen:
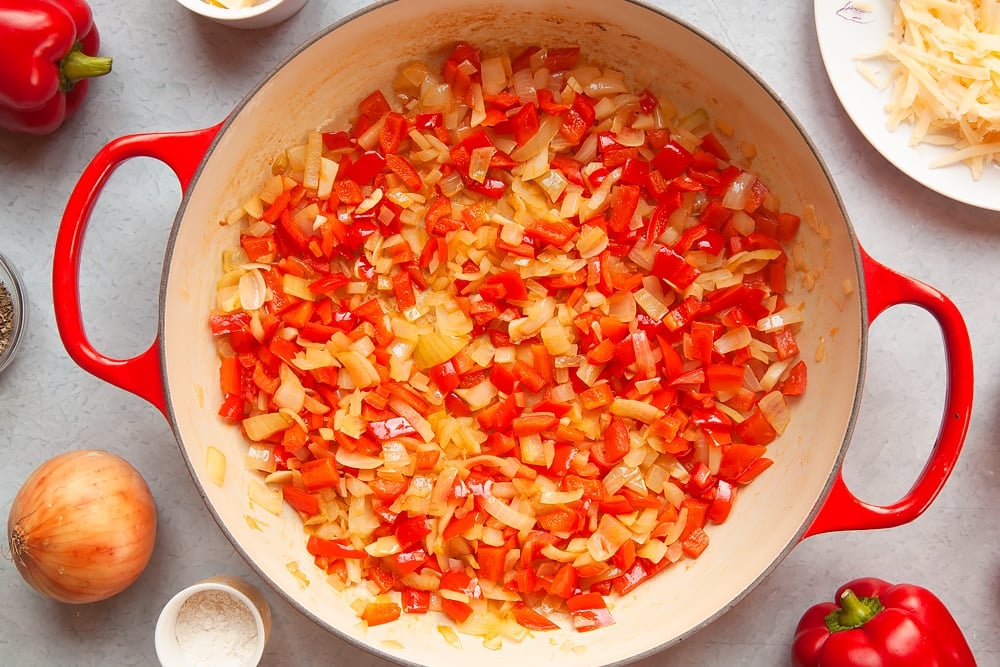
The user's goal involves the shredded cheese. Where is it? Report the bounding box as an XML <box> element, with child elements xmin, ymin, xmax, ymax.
<box><xmin>858</xmin><ymin>0</ymin><xmax>1000</xmax><ymax>178</ymax></box>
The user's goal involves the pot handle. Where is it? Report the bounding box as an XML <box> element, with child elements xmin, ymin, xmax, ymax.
<box><xmin>802</xmin><ymin>246</ymin><xmax>974</xmax><ymax>538</ymax></box>
<box><xmin>53</xmin><ymin>124</ymin><xmax>224</xmax><ymax>416</ymax></box>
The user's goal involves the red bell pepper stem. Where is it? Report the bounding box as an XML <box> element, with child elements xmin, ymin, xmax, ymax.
<box><xmin>59</xmin><ymin>46</ymin><xmax>112</xmax><ymax>89</ymax></box>
<box><xmin>825</xmin><ymin>589</ymin><xmax>881</xmax><ymax>631</ymax></box>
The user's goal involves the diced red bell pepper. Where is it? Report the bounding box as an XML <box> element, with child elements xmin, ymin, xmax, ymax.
<box><xmin>559</xmin><ymin>93</ymin><xmax>596</xmax><ymax>145</ymax></box>
<box><xmin>380</xmin><ymin>111</ymin><xmax>407</xmax><ymax>154</ymax></box>
<box><xmin>428</xmin><ymin>360</ymin><xmax>461</xmax><ymax>395</ymax></box>
<box><xmin>322</xmin><ymin>130</ymin><xmax>352</xmax><ymax>151</ymax></box>
<box><xmin>537</xmin><ymin>88</ymin><xmax>570</xmax><ymax>114</ymax></box>
<box><xmin>589</xmin><ymin>416</ymin><xmax>631</xmax><ymax>470</ymax></box>
<box><xmin>217</xmin><ymin>392</ymin><xmax>244</xmax><ymax>422</ymax></box>
<box><xmin>282</xmin><ymin>485</ymin><xmax>321</xmax><ymax>515</ymax></box>
<box><xmin>367</xmin><ymin>416</ymin><xmax>418</xmax><ymax>442</ymax></box>
<box><xmin>652</xmin><ymin>246</ymin><xmax>700</xmax><ymax>290</ymax></box>
<box><xmin>620</xmin><ymin>157</ymin><xmax>650</xmax><ymax>186</ymax></box>
<box><xmin>360</xmin><ymin>601</ymin><xmax>402</xmax><ymax>627</ymax></box>
<box><xmin>566</xmin><ymin>592</ymin><xmax>615</xmax><ymax>632</ymax></box>
<box><xmin>306</xmin><ymin>535</ymin><xmax>367</xmax><ymax>560</ymax></box>
<box><xmin>483</xmin><ymin>269</ymin><xmax>529</xmax><ymax>302</ymax></box>
<box><xmin>707</xmin><ymin>479</ymin><xmax>737</xmax><ymax>523</ymax></box>
<box><xmin>395</xmin><ymin>515</ymin><xmax>432</xmax><ymax>550</ymax></box>
<box><xmin>300</xmin><ymin>457</ymin><xmax>340</xmax><ymax>491</ymax></box>
<box><xmin>476</xmin><ymin>544</ymin><xmax>509</xmax><ymax>582</ymax></box>
<box><xmin>608</xmin><ymin>184</ymin><xmax>641</xmax><ymax>234</ymax></box>
<box><xmin>780</xmin><ymin>360</ymin><xmax>808</xmax><ymax>396</ymax></box>
<box><xmin>511</xmin><ymin>101</ymin><xmax>541</xmax><ymax>146</ymax></box>
<box><xmin>401</xmin><ymin>588</ymin><xmax>431</xmax><ymax>614</ymax></box>
<box><xmin>681</xmin><ymin>527</ymin><xmax>710</xmax><ymax>558</ymax></box>
<box><xmin>524</xmin><ymin>218</ymin><xmax>578</xmax><ymax>247</ymax></box>
<box><xmin>735</xmin><ymin>407</ymin><xmax>778</xmax><ymax>446</ymax></box>
<box><xmin>718</xmin><ymin>443</ymin><xmax>768</xmax><ymax>482</ymax></box>
<box><xmin>512</xmin><ymin>413</ymin><xmax>559</xmax><ymax>436</ymax></box>
<box><xmin>511</xmin><ymin>603</ymin><xmax>561</xmax><ymax>631</ymax></box>
<box><xmin>651</xmin><ymin>140</ymin><xmax>693</xmax><ymax>179</ymax></box>
<box><xmin>209</xmin><ymin>312</ymin><xmax>251</xmax><ymax>336</ymax></box>
<box><xmin>358</xmin><ymin>89</ymin><xmax>391</xmax><ymax>121</ymax></box>
<box><xmin>386</xmin><ymin>153</ymin><xmax>423</xmax><ymax>191</ymax></box>
<box><xmin>441</xmin><ymin>598</ymin><xmax>474</xmax><ymax>624</ymax></box>
<box><xmin>699</xmin><ymin>131</ymin><xmax>731</xmax><ymax>161</ymax></box>
<box><xmin>393</xmin><ymin>547</ymin><xmax>429</xmax><ymax>576</ymax></box>
<box><xmin>347</xmin><ymin>150</ymin><xmax>387</xmax><ymax>185</ymax></box>
<box><xmin>706</xmin><ymin>363</ymin><xmax>744</xmax><ymax>393</ymax></box>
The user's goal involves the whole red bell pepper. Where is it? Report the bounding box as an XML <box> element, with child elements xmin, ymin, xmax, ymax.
<box><xmin>0</xmin><ymin>0</ymin><xmax>112</xmax><ymax>135</ymax></box>
<box><xmin>792</xmin><ymin>577</ymin><xmax>977</xmax><ymax>667</ymax></box>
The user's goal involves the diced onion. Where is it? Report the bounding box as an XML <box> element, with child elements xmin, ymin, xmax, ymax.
<box><xmin>469</xmin><ymin>146</ymin><xmax>495</xmax><ymax>183</ymax></box>
<box><xmin>303</xmin><ymin>131</ymin><xmax>323</xmax><ymax>190</ymax></box>
<box><xmin>607</xmin><ymin>290</ymin><xmax>637</xmax><ymax>322</ymax></box>
<box><xmin>519</xmin><ymin>433</ymin><xmax>546</xmax><ymax>466</ymax></box>
<box><xmin>206</xmin><ymin>446</ymin><xmax>226</xmax><ymax>487</ymax></box>
<box><xmin>634</xmin><ymin>287</ymin><xmax>669</xmax><ymax>322</ymax></box>
<box><xmin>245</xmin><ymin>443</ymin><xmax>277</xmax><ymax>473</ymax></box>
<box><xmin>238</xmin><ymin>268</ymin><xmax>266</xmax><ymax>311</ymax></box>
<box><xmin>366</xmin><ymin>535</ymin><xmax>403</xmax><ymax>557</ymax></box>
<box><xmin>243</xmin><ymin>412</ymin><xmax>292</xmax><ymax>441</ymax></box>
<box><xmin>663</xmin><ymin>507</ymin><xmax>688</xmax><ymax>545</ymax></box>
<box><xmin>273</xmin><ymin>364</ymin><xmax>306</xmax><ymax>412</ymax></box>
<box><xmin>413</xmin><ymin>332</ymin><xmax>470</xmax><ymax>370</ymax></box>
<box><xmin>586</xmin><ymin>514</ymin><xmax>631</xmax><ymax>562</ymax></box>
<box><xmin>336</xmin><ymin>449</ymin><xmax>384</xmax><ymax>470</ymax></box>
<box><xmin>721</xmin><ymin>171</ymin><xmax>755</xmax><ymax>210</ymax></box>
<box><xmin>482</xmin><ymin>496</ymin><xmax>536</xmax><ymax>532</ymax></box>
<box><xmin>317</xmin><ymin>157</ymin><xmax>340</xmax><ymax>200</ymax></box>
<box><xmin>757</xmin><ymin>306</ymin><xmax>804</xmax><ymax>333</ymax></box>
<box><xmin>480</xmin><ymin>56</ymin><xmax>508</xmax><ymax>96</ymax></box>
<box><xmin>758</xmin><ymin>390</ymin><xmax>791</xmax><ymax>434</ymax></box>
<box><xmin>454</xmin><ymin>380</ymin><xmax>498</xmax><ymax>411</ymax></box>
<box><xmin>388</xmin><ymin>397</ymin><xmax>435</xmax><ymax>442</ymax></box>
<box><xmin>714</xmin><ymin>325</ymin><xmax>751</xmax><ymax>354</ymax></box>
<box><xmin>759</xmin><ymin>357</ymin><xmax>794</xmax><ymax>392</ymax></box>
<box><xmin>627</xmin><ymin>240</ymin><xmax>659</xmax><ymax>271</ymax></box>
<box><xmin>539</xmin><ymin>488</ymin><xmax>585</xmax><ymax>504</ymax></box>
<box><xmin>610</xmin><ymin>398</ymin><xmax>664</xmax><ymax>423</ymax></box>
<box><xmin>512</xmin><ymin>68</ymin><xmax>537</xmax><ymax>103</ymax></box>
<box><xmin>510</xmin><ymin>114</ymin><xmax>562</xmax><ymax>162</ymax></box>
<box><xmin>248</xmin><ymin>479</ymin><xmax>284</xmax><ymax>515</ymax></box>
<box><xmin>575</xmin><ymin>225</ymin><xmax>608</xmax><ymax>258</ymax></box>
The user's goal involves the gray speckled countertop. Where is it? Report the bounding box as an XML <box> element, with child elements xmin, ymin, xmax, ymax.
<box><xmin>1</xmin><ymin>1</ymin><xmax>997</xmax><ymax>665</ymax></box>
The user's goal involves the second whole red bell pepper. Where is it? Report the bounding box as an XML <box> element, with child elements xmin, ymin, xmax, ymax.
<box><xmin>0</xmin><ymin>0</ymin><xmax>112</xmax><ymax>135</ymax></box>
<box><xmin>792</xmin><ymin>577</ymin><xmax>977</xmax><ymax>667</ymax></box>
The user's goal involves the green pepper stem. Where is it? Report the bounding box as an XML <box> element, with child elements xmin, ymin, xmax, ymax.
<box><xmin>60</xmin><ymin>47</ymin><xmax>113</xmax><ymax>91</ymax></box>
<box><xmin>824</xmin><ymin>589</ymin><xmax>883</xmax><ymax>633</ymax></box>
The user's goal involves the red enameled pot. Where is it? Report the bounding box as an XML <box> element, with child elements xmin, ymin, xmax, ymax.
<box><xmin>52</xmin><ymin>1</ymin><xmax>974</xmax><ymax>665</ymax></box>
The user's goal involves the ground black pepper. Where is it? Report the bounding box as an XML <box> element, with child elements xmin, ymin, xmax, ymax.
<box><xmin>0</xmin><ymin>280</ymin><xmax>13</xmax><ymax>357</ymax></box>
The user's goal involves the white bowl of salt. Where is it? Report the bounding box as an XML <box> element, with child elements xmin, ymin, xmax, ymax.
<box><xmin>155</xmin><ymin>576</ymin><xmax>271</xmax><ymax>666</ymax></box>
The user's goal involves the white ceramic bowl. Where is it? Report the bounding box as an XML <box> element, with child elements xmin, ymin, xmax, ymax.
<box><xmin>155</xmin><ymin>576</ymin><xmax>271</xmax><ymax>667</ymax></box>
<box><xmin>174</xmin><ymin>0</ymin><xmax>309</xmax><ymax>30</ymax></box>
<box><xmin>56</xmin><ymin>1</ymin><xmax>973</xmax><ymax>665</ymax></box>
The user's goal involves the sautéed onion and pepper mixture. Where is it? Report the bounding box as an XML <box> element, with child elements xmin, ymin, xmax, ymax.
<box><xmin>209</xmin><ymin>43</ymin><xmax>808</xmax><ymax>640</ymax></box>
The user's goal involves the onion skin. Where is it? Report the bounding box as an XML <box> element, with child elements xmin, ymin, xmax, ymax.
<box><xmin>6</xmin><ymin>450</ymin><xmax>158</xmax><ymax>604</ymax></box>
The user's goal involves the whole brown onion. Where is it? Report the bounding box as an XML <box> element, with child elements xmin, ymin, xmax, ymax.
<box><xmin>7</xmin><ymin>449</ymin><xmax>158</xmax><ymax>604</ymax></box>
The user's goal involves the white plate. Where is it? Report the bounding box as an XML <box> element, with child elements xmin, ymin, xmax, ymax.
<box><xmin>814</xmin><ymin>0</ymin><xmax>1000</xmax><ymax>211</ymax></box>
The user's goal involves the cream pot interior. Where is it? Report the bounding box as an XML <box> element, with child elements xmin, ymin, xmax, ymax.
<box><xmin>160</xmin><ymin>1</ymin><xmax>864</xmax><ymax>664</ymax></box>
